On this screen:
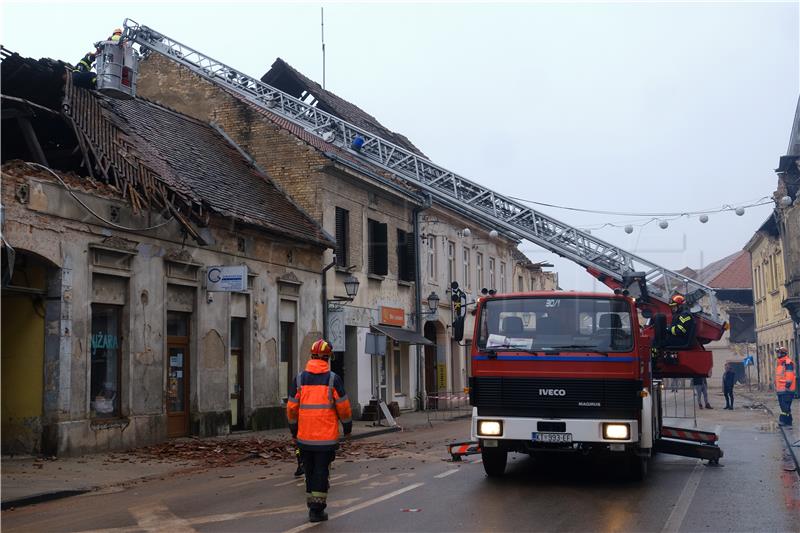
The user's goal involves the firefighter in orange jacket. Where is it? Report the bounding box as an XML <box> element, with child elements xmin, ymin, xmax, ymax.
<box><xmin>287</xmin><ymin>339</ymin><xmax>352</xmax><ymax>522</ymax></box>
<box><xmin>775</xmin><ymin>346</ymin><xmax>796</xmax><ymax>426</ymax></box>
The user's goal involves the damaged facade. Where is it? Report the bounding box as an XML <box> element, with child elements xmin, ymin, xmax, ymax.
<box><xmin>763</xmin><ymin>95</ymin><xmax>800</xmax><ymax>387</ymax></box>
<box><xmin>1</xmin><ymin>52</ymin><xmax>333</xmax><ymax>455</ymax></box>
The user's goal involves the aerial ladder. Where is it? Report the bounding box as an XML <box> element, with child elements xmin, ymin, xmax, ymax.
<box><xmin>110</xmin><ymin>19</ymin><xmax>725</xmax><ymax>380</ymax></box>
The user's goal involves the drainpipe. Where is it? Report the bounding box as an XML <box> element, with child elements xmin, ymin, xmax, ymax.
<box><xmin>321</xmin><ymin>255</ymin><xmax>336</xmax><ymax>340</ymax></box>
<box><xmin>413</xmin><ymin>194</ymin><xmax>432</xmax><ymax>410</ymax></box>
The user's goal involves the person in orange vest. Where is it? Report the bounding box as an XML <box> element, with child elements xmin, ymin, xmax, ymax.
<box><xmin>287</xmin><ymin>339</ymin><xmax>352</xmax><ymax>522</ymax></box>
<box><xmin>775</xmin><ymin>346</ymin><xmax>796</xmax><ymax>426</ymax></box>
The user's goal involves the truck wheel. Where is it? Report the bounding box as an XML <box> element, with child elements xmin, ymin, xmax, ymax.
<box><xmin>482</xmin><ymin>449</ymin><xmax>507</xmax><ymax>477</ymax></box>
<box><xmin>627</xmin><ymin>453</ymin><xmax>649</xmax><ymax>481</ymax></box>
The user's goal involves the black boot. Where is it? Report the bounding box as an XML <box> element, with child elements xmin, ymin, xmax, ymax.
<box><xmin>309</xmin><ymin>509</ymin><xmax>328</xmax><ymax>522</ymax></box>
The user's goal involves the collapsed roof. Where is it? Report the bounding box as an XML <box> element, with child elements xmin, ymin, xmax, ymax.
<box><xmin>262</xmin><ymin>58</ymin><xmax>427</xmax><ymax>159</ymax></box>
<box><xmin>1</xmin><ymin>49</ymin><xmax>333</xmax><ymax>249</ymax></box>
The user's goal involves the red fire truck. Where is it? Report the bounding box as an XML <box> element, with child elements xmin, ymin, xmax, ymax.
<box><xmin>468</xmin><ymin>283</ymin><xmax>724</xmax><ymax>480</ymax></box>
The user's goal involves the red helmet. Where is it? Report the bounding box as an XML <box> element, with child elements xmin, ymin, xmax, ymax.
<box><xmin>311</xmin><ymin>339</ymin><xmax>333</xmax><ymax>358</ymax></box>
<box><xmin>670</xmin><ymin>294</ymin><xmax>686</xmax><ymax>306</ymax></box>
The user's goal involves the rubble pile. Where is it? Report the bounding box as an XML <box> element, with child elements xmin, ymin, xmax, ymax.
<box><xmin>105</xmin><ymin>437</ymin><xmax>414</xmax><ymax>468</ymax></box>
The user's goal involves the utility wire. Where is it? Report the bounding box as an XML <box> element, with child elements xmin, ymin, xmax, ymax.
<box><xmin>26</xmin><ymin>162</ymin><xmax>175</xmax><ymax>232</ymax></box>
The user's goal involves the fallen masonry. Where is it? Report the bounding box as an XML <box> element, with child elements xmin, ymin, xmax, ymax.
<box><xmin>104</xmin><ymin>438</ymin><xmax>416</xmax><ymax>468</ymax></box>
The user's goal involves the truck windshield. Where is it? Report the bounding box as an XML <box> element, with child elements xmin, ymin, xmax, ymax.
<box><xmin>477</xmin><ymin>296</ymin><xmax>634</xmax><ymax>353</ymax></box>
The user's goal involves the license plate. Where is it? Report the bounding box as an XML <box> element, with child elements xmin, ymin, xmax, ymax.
<box><xmin>532</xmin><ymin>432</ymin><xmax>572</xmax><ymax>444</ymax></box>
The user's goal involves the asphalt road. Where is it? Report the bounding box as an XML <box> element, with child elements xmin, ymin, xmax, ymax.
<box><xmin>3</xmin><ymin>406</ymin><xmax>798</xmax><ymax>533</ymax></box>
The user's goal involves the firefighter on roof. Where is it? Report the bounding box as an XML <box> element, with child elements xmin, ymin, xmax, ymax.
<box><xmin>287</xmin><ymin>339</ymin><xmax>352</xmax><ymax>523</ymax></box>
<box><xmin>72</xmin><ymin>51</ymin><xmax>98</xmax><ymax>89</ymax></box>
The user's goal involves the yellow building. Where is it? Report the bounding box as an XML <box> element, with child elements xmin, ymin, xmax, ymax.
<box><xmin>745</xmin><ymin>215</ymin><xmax>794</xmax><ymax>389</ymax></box>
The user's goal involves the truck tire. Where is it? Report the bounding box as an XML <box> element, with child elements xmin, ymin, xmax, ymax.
<box><xmin>627</xmin><ymin>453</ymin><xmax>649</xmax><ymax>481</ymax></box>
<box><xmin>482</xmin><ymin>449</ymin><xmax>507</xmax><ymax>477</ymax></box>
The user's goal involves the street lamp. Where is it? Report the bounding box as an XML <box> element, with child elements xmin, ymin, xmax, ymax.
<box><xmin>426</xmin><ymin>291</ymin><xmax>440</xmax><ymax>313</ymax></box>
<box><xmin>343</xmin><ymin>275</ymin><xmax>360</xmax><ymax>300</ymax></box>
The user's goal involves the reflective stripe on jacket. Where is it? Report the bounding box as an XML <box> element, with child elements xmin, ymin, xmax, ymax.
<box><xmin>669</xmin><ymin>311</ymin><xmax>693</xmax><ymax>336</ymax></box>
<box><xmin>776</xmin><ymin>355</ymin><xmax>797</xmax><ymax>393</ymax></box>
<box><xmin>287</xmin><ymin>358</ymin><xmax>352</xmax><ymax>450</ymax></box>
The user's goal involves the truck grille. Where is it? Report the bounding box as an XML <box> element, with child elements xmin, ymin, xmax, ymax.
<box><xmin>471</xmin><ymin>377</ymin><xmax>642</xmax><ymax>419</ymax></box>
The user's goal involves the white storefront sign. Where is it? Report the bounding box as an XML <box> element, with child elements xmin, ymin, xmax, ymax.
<box><xmin>328</xmin><ymin>307</ymin><xmax>346</xmax><ymax>352</ymax></box>
<box><xmin>206</xmin><ymin>265</ymin><xmax>248</xmax><ymax>292</ymax></box>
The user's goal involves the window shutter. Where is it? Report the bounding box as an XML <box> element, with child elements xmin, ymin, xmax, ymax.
<box><xmin>406</xmin><ymin>231</ymin><xmax>416</xmax><ymax>282</ymax></box>
<box><xmin>368</xmin><ymin>220</ymin><xmax>376</xmax><ymax>274</ymax></box>
<box><xmin>376</xmin><ymin>222</ymin><xmax>388</xmax><ymax>276</ymax></box>
<box><xmin>335</xmin><ymin>207</ymin><xmax>348</xmax><ymax>267</ymax></box>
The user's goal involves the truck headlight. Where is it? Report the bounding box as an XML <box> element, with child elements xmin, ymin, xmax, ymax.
<box><xmin>603</xmin><ymin>423</ymin><xmax>630</xmax><ymax>440</ymax></box>
<box><xmin>478</xmin><ymin>420</ymin><xmax>503</xmax><ymax>436</ymax></box>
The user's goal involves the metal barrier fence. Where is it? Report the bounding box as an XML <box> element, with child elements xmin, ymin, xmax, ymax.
<box><xmin>425</xmin><ymin>391</ymin><xmax>472</xmax><ymax>423</ymax></box>
<box><xmin>659</xmin><ymin>378</ymin><xmax>697</xmax><ymax>426</ymax></box>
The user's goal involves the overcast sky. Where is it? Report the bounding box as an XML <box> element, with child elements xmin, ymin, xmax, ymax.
<box><xmin>3</xmin><ymin>1</ymin><xmax>798</xmax><ymax>291</ymax></box>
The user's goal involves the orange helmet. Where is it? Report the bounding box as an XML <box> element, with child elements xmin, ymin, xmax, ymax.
<box><xmin>311</xmin><ymin>339</ymin><xmax>333</xmax><ymax>358</ymax></box>
<box><xmin>670</xmin><ymin>294</ymin><xmax>686</xmax><ymax>306</ymax></box>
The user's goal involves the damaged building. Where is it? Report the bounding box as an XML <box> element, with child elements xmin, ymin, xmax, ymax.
<box><xmin>135</xmin><ymin>53</ymin><xmax>556</xmax><ymax>414</ymax></box>
<box><xmin>1</xmin><ymin>50</ymin><xmax>334</xmax><ymax>455</ymax></box>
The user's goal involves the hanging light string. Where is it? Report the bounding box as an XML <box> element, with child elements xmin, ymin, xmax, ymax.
<box><xmin>503</xmin><ymin>194</ymin><xmax>774</xmax><ymax>233</ymax></box>
<box><xmin>507</xmin><ymin>195</ymin><xmax>773</xmax><ymax>218</ymax></box>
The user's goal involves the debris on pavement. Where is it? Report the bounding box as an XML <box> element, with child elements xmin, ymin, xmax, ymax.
<box><xmin>103</xmin><ymin>437</ymin><xmax>417</xmax><ymax>469</ymax></box>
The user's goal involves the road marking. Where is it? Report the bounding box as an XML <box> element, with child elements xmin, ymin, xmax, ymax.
<box><xmin>331</xmin><ymin>473</ymin><xmax>381</xmax><ymax>487</ymax></box>
<box><xmin>282</xmin><ymin>482</ymin><xmax>425</xmax><ymax>533</ymax></box>
<box><xmin>76</xmin><ymin>499</ymin><xmax>364</xmax><ymax>532</ymax></box>
<box><xmin>661</xmin><ymin>425</ymin><xmax>723</xmax><ymax>533</ymax></box>
<box><xmin>129</xmin><ymin>503</ymin><xmax>197</xmax><ymax>532</ymax></box>
<box><xmin>434</xmin><ymin>469</ymin><xmax>459</xmax><ymax>479</ymax></box>
<box><xmin>275</xmin><ymin>477</ymin><xmax>305</xmax><ymax>487</ymax></box>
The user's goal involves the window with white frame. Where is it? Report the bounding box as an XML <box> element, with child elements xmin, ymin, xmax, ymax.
<box><xmin>463</xmin><ymin>247</ymin><xmax>471</xmax><ymax>289</ymax></box>
<box><xmin>427</xmin><ymin>235</ymin><xmax>437</xmax><ymax>282</ymax></box>
<box><xmin>500</xmin><ymin>262</ymin><xmax>506</xmax><ymax>292</ymax></box>
<box><xmin>488</xmin><ymin>257</ymin><xmax>496</xmax><ymax>290</ymax></box>
<box><xmin>476</xmin><ymin>252</ymin><xmax>484</xmax><ymax>291</ymax></box>
<box><xmin>447</xmin><ymin>241</ymin><xmax>456</xmax><ymax>284</ymax></box>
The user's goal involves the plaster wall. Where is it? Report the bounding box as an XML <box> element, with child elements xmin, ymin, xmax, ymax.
<box><xmin>1</xmin><ymin>168</ymin><xmax>325</xmax><ymax>455</ymax></box>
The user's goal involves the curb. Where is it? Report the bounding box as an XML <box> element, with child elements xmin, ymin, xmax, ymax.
<box><xmin>739</xmin><ymin>392</ymin><xmax>800</xmax><ymax>477</ymax></box>
<box><xmin>1</xmin><ymin>489</ymin><xmax>91</xmax><ymax>511</ymax></box>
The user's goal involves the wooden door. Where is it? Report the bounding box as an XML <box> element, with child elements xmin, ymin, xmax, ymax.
<box><xmin>167</xmin><ymin>312</ymin><xmax>190</xmax><ymax>437</ymax></box>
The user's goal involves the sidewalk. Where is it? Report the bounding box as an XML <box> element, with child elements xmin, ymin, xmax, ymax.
<box><xmin>1</xmin><ymin>410</ymin><xmax>437</xmax><ymax>510</ymax></box>
<box><xmin>734</xmin><ymin>387</ymin><xmax>800</xmax><ymax>473</ymax></box>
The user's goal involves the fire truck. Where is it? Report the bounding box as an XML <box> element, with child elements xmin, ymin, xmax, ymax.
<box><xmin>103</xmin><ymin>20</ymin><xmax>724</xmax><ymax>480</ymax></box>
<box><xmin>468</xmin><ymin>280</ymin><xmax>724</xmax><ymax>480</ymax></box>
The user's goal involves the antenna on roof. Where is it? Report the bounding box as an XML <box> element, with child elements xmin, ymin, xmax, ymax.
<box><xmin>321</xmin><ymin>7</ymin><xmax>326</xmax><ymax>90</ymax></box>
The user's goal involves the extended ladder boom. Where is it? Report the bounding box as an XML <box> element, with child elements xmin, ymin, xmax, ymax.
<box><xmin>122</xmin><ymin>19</ymin><xmax>721</xmax><ymax>323</ymax></box>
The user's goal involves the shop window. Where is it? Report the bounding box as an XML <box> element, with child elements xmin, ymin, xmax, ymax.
<box><xmin>91</xmin><ymin>304</ymin><xmax>121</xmax><ymax>418</ymax></box>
